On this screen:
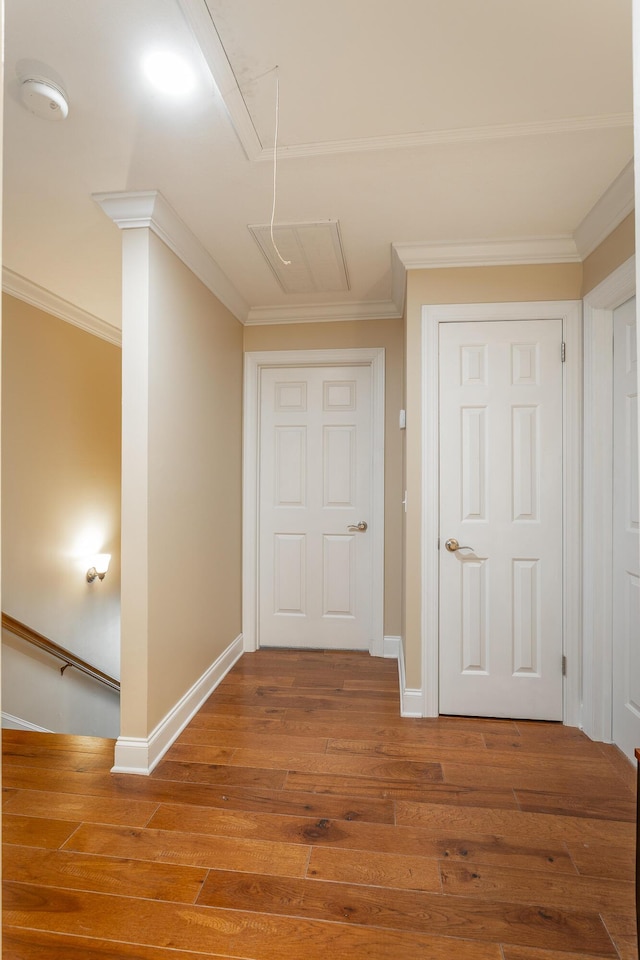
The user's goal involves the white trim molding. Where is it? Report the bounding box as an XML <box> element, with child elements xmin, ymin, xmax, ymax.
<box><xmin>180</xmin><ymin>0</ymin><xmax>630</xmax><ymax>174</ymax></box>
<box><xmin>421</xmin><ymin>300</ymin><xmax>583</xmax><ymax>724</ymax></box>
<box><xmin>176</xmin><ymin>0</ymin><xmax>263</xmax><ymax>162</ymax></box>
<box><xmin>382</xmin><ymin>635</ymin><xmax>401</xmax><ymax>660</ymax></box>
<box><xmin>243</xmin><ymin>348</ymin><xmax>385</xmax><ymax>655</ymax></box>
<box><xmin>574</xmin><ymin>161</ymin><xmax>635</xmax><ymax>260</ymax></box>
<box><xmin>393</xmin><ymin>236</ymin><xmax>580</xmax><ymax>271</ymax></box>
<box><xmin>3</xmin><ymin>268</ymin><xmax>122</xmax><ymax>345</ymax></box>
<box><xmin>245</xmin><ymin>300</ymin><xmax>402</xmax><ymax>326</ymax></box>
<box><xmin>93</xmin><ymin>190</ymin><xmax>250</xmax><ymax>324</ymax></box>
<box><xmin>379</xmin><ymin>636</ymin><xmax>425</xmax><ymax>716</ymax></box>
<box><xmin>270</xmin><ymin>115</ymin><xmax>633</xmax><ymax>162</ymax></box>
<box><xmin>582</xmin><ymin>256</ymin><xmax>635</xmax><ymax>743</ymax></box>
<box><xmin>397</xmin><ymin>639</ymin><xmax>425</xmax><ymax>717</ymax></box>
<box><xmin>112</xmin><ymin>633</ymin><xmax>243</xmax><ymax>775</ymax></box>
<box><xmin>1</xmin><ymin>712</ymin><xmax>52</xmax><ymax>733</ymax></box>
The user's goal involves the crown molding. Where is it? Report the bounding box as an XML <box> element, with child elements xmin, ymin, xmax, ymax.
<box><xmin>176</xmin><ymin>0</ymin><xmax>262</xmax><ymax>161</ymax></box>
<box><xmin>2</xmin><ymin>268</ymin><xmax>122</xmax><ymax>345</ymax></box>
<box><xmin>573</xmin><ymin>160</ymin><xmax>634</xmax><ymax>260</ymax></box>
<box><xmin>262</xmin><ymin>114</ymin><xmax>633</xmax><ymax>162</ymax></box>
<box><xmin>93</xmin><ymin>190</ymin><xmax>250</xmax><ymax>323</ymax></box>
<box><xmin>249</xmin><ymin>233</ymin><xmax>584</xmax><ymax>326</ymax></box>
<box><xmin>178</xmin><ymin>0</ymin><xmax>632</xmax><ymax>163</ymax></box>
<box><xmin>245</xmin><ymin>298</ymin><xmax>402</xmax><ymax>326</ymax></box>
<box><xmin>392</xmin><ymin>235</ymin><xmax>580</xmax><ymax>270</ymax></box>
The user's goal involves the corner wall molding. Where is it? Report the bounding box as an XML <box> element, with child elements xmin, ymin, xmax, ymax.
<box><xmin>112</xmin><ymin>633</ymin><xmax>243</xmax><ymax>775</ymax></box>
<box><xmin>93</xmin><ymin>190</ymin><xmax>250</xmax><ymax>324</ymax></box>
<box><xmin>2</xmin><ymin>269</ymin><xmax>122</xmax><ymax>346</ymax></box>
<box><xmin>574</xmin><ymin>161</ymin><xmax>634</xmax><ymax>260</ymax></box>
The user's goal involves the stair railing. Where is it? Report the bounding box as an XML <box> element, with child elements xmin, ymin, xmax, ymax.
<box><xmin>2</xmin><ymin>612</ymin><xmax>120</xmax><ymax>692</ymax></box>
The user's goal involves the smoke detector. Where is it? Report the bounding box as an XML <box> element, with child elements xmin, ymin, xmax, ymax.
<box><xmin>20</xmin><ymin>77</ymin><xmax>69</xmax><ymax>120</ymax></box>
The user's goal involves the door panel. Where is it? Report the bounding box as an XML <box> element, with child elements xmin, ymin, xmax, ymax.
<box><xmin>612</xmin><ymin>297</ymin><xmax>640</xmax><ymax>760</ymax></box>
<box><xmin>259</xmin><ymin>365</ymin><xmax>373</xmax><ymax>649</ymax></box>
<box><xmin>439</xmin><ymin>319</ymin><xmax>563</xmax><ymax>720</ymax></box>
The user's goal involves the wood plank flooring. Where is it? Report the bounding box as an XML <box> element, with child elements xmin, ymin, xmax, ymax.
<box><xmin>2</xmin><ymin>648</ymin><xmax>638</xmax><ymax>959</ymax></box>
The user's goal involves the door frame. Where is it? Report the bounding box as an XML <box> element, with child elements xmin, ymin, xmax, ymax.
<box><xmin>582</xmin><ymin>256</ymin><xmax>635</xmax><ymax>743</ymax></box>
<box><xmin>421</xmin><ymin>300</ymin><xmax>583</xmax><ymax>723</ymax></box>
<box><xmin>243</xmin><ymin>347</ymin><xmax>385</xmax><ymax>654</ymax></box>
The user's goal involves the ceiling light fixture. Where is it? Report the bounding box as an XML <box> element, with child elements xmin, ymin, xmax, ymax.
<box><xmin>143</xmin><ymin>51</ymin><xmax>196</xmax><ymax>97</ymax></box>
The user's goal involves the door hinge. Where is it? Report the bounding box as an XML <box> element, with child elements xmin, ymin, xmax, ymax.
<box><xmin>562</xmin><ymin>655</ymin><xmax>567</xmax><ymax>676</ymax></box>
<box><xmin>561</xmin><ymin>341</ymin><xmax>566</xmax><ymax>363</ymax></box>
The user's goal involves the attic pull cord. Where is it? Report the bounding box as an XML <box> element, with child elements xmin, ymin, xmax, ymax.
<box><xmin>270</xmin><ymin>70</ymin><xmax>291</xmax><ymax>266</ymax></box>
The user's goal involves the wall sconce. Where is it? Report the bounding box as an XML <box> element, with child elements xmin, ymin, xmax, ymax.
<box><xmin>87</xmin><ymin>554</ymin><xmax>111</xmax><ymax>583</ymax></box>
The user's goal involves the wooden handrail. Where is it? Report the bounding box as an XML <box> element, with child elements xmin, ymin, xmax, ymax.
<box><xmin>2</xmin><ymin>612</ymin><xmax>120</xmax><ymax>693</ymax></box>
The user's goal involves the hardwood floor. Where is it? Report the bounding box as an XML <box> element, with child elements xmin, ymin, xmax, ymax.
<box><xmin>2</xmin><ymin>648</ymin><xmax>638</xmax><ymax>959</ymax></box>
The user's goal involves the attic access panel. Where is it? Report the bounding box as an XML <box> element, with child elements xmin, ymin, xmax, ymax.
<box><xmin>248</xmin><ymin>220</ymin><xmax>350</xmax><ymax>295</ymax></box>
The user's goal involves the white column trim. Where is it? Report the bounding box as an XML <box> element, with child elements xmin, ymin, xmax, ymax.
<box><xmin>243</xmin><ymin>348</ymin><xmax>385</xmax><ymax>655</ymax></box>
<box><xmin>421</xmin><ymin>300</ymin><xmax>583</xmax><ymax>723</ymax></box>
<box><xmin>93</xmin><ymin>190</ymin><xmax>249</xmax><ymax>323</ymax></box>
<box><xmin>582</xmin><ymin>256</ymin><xmax>635</xmax><ymax>742</ymax></box>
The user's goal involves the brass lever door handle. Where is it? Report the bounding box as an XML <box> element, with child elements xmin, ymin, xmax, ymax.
<box><xmin>444</xmin><ymin>538</ymin><xmax>474</xmax><ymax>553</ymax></box>
<box><xmin>347</xmin><ymin>521</ymin><xmax>368</xmax><ymax>532</ymax></box>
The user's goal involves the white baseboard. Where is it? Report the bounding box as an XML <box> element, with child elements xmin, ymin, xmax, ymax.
<box><xmin>378</xmin><ymin>636</ymin><xmax>426</xmax><ymax>716</ymax></box>
<box><xmin>369</xmin><ymin>635</ymin><xmax>384</xmax><ymax>658</ymax></box>
<box><xmin>396</xmin><ymin>637</ymin><xmax>426</xmax><ymax>717</ymax></box>
<box><xmin>400</xmin><ymin>686</ymin><xmax>427</xmax><ymax>717</ymax></box>
<box><xmin>2</xmin><ymin>712</ymin><xmax>52</xmax><ymax>732</ymax></box>
<box><xmin>382</xmin><ymin>635</ymin><xmax>401</xmax><ymax>659</ymax></box>
<box><xmin>112</xmin><ymin>633</ymin><xmax>244</xmax><ymax>775</ymax></box>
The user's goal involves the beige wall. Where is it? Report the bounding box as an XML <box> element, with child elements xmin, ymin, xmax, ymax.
<box><xmin>244</xmin><ymin>318</ymin><xmax>404</xmax><ymax>639</ymax></box>
<box><xmin>581</xmin><ymin>212</ymin><xmax>635</xmax><ymax>296</ymax></box>
<box><xmin>403</xmin><ymin>263</ymin><xmax>583</xmax><ymax>689</ymax></box>
<box><xmin>1</xmin><ymin>295</ymin><xmax>121</xmax><ymax>735</ymax></box>
<box><xmin>121</xmin><ymin>231</ymin><xmax>243</xmax><ymax>738</ymax></box>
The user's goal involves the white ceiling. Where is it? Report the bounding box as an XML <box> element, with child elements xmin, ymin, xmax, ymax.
<box><xmin>3</xmin><ymin>0</ymin><xmax>634</xmax><ymax>332</ymax></box>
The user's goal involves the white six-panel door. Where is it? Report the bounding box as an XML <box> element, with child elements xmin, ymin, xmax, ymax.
<box><xmin>258</xmin><ymin>365</ymin><xmax>373</xmax><ymax>649</ymax></box>
<box><xmin>612</xmin><ymin>297</ymin><xmax>640</xmax><ymax>760</ymax></box>
<box><xmin>438</xmin><ymin>319</ymin><xmax>564</xmax><ymax>720</ymax></box>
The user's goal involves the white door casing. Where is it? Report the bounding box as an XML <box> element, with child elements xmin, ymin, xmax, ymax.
<box><xmin>422</xmin><ymin>301</ymin><xmax>582</xmax><ymax>722</ymax></box>
<box><xmin>438</xmin><ymin>319</ymin><xmax>563</xmax><ymax>720</ymax></box>
<box><xmin>259</xmin><ymin>364</ymin><xmax>373</xmax><ymax>649</ymax></box>
<box><xmin>612</xmin><ymin>297</ymin><xmax>640</xmax><ymax>760</ymax></box>
<box><xmin>243</xmin><ymin>348</ymin><xmax>385</xmax><ymax>654</ymax></box>
<box><xmin>582</xmin><ymin>257</ymin><xmax>635</xmax><ymax>743</ymax></box>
